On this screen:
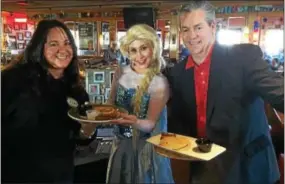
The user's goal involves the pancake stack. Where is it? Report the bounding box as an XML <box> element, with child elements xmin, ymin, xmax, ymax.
<box><xmin>159</xmin><ymin>132</ymin><xmax>189</xmax><ymax>150</ymax></box>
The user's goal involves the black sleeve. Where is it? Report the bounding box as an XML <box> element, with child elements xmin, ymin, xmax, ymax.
<box><xmin>1</xmin><ymin>67</ymin><xmax>39</xmax><ymax>138</ymax></box>
<box><xmin>166</xmin><ymin>67</ymin><xmax>187</xmax><ymax>134</ymax></box>
<box><xmin>1</xmin><ymin>69</ymin><xmax>22</xmax><ymax>120</ymax></box>
<box><xmin>243</xmin><ymin>45</ymin><xmax>284</xmax><ymax>112</ymax></box>
<box><xmin>68</xmin><ymin>85</ymin><xmax>90</xmax><ymax>136</ymax></box>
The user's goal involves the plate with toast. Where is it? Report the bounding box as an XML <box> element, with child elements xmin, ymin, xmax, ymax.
<box><xmin>68</xmin><ymin>104</ymin><xmax>128</xmax><ymax>123</ymax></box>
<box><xmin>147</xmin><ymin>133</ymin><xmax>226</xmax><ymax>161</ymax></box>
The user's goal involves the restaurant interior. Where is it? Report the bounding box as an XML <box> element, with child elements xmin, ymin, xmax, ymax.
<box><xmin>1</xmin><ymin>0</ymin><xmax>284</xmax><ymax>183</ymax></box>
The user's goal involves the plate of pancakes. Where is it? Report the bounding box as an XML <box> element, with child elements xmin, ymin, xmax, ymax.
<box><xmin>147</xmin><ymin>132</ymin><xmax>226</xmax><ymax>161</ymax></box>
<box><xmin>68</xmin><ymin>104</ymin><xmax>128</xmax><ymax>123</ymax></box>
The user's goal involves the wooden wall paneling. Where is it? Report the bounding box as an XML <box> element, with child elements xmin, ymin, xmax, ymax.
<box><xmin>169</xmin><ymin>14</ymin><xmax>179</xmax><ymax>60</ymax></box>
<box><xmin>109</xmin><ymin>20</ymin><xmax>117</xmax><ymax>42</ymax></box>
<box><xmin>97</xmin><ymin>21</ymin><xmax>102</xmax><ymax>56</ymax></box>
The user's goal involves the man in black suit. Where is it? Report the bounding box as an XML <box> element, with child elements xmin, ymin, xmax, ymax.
<box><xmin>167</xmin><ymin>1</ymin><xmax>284</xmax><ymax>184</ymax></box>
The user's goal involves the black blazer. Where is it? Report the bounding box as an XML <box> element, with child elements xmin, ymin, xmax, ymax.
<box><xmin>167</xmin><ymin>43</ymin><xmax>284</xmax><ymax>184</ymax></box>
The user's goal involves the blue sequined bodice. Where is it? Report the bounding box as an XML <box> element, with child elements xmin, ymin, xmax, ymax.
<box><xmin>114</xmin><ymin>84</ymin><xmax>150</xmax><ymax>138</ymax></box>
<box><xmin>115</xmin><ymin>85</ymin><xmax>150</xmax><ymax>118</ymax></box>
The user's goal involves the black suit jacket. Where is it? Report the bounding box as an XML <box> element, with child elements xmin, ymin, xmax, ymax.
<box><xmin>167</xmin><ymin>43</ymin><xmax>284</xmax><ymax>184</ymax></box>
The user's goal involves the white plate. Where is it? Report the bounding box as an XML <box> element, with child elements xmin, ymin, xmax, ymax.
<box><xmin>68</xmin><ymin>104</ymin><xmax>128</xmax><ymax>124</ymax></box>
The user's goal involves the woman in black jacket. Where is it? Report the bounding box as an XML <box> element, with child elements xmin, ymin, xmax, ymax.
<box><xmin>2</xmin><ymin>20</ymin><xmax>95</xmax><ymax>183</ymax></box>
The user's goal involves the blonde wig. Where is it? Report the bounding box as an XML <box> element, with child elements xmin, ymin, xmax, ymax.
<box><xmin>119</xmin><ymin>24</ymin><xmax>165</xmax><ymax>115</ymax></box>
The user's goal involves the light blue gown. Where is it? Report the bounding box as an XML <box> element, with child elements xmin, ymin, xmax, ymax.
<box><xmin>106</xmin><ymin>66</ymin><xmax>174</xmax><ymax>184</ymax></box>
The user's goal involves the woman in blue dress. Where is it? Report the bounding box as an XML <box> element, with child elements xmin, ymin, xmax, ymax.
<box><xmin>106</xmin><ymin>24</ymin><xmax>174</xmax><ymax>184</ymax></box>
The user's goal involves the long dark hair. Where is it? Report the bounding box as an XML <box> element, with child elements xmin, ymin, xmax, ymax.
<box><xmin>24</xmin><ymin>19</ymin><xmax>80</xmax><ymax>88</ymax></box>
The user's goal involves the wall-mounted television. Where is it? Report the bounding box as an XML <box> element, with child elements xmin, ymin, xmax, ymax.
<box><xmin>123</xmin><ymin>8</ymin><xmax>155</xmax><ymax>29</ymax></box>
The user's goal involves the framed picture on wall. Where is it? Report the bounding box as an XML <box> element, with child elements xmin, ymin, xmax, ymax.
<box><xmin>17</xmin><ymin>43</ymin><xmax>24</xmax><ymax>49</ymax></box>
<box><xmin>17</xmin><ymin>32</ymin><xmax>24</xmax><ymax>40</ymax></box>
<box><xmin>14</xmin><ymin>23</ymin><xmax>20</xmax><ymax>30</ymax></box>
<box><xmin>8</xmin><ymin>36</ymin><xmax>17</xmax><ymax>49</ymax></box>
<box><xmin>20</xmin><ymin>23</ymin><xmax>27</xmax><ymax>30</ymax></box>
<box><xmin>109</xmin><ymin>71</ymin><xmax>115</xmax><ymax>85</ymax></box>
<box><xmin>9</xmin><ymin>35</ymin><xmax>16</xmax><ymax>41</ymax></box>
<box><xmin>94</xmin><ymin>71</ymin><xmax>105</xmax><ymax>83</ymax></box>
<box><xmin>25</xmin><ymin>31</ymin><xmax>32</xmax><ymax>38</ymax></box>
<box><xmin>101</xmin><ymin>22</ymin><xmax>109</xmax><ymax>32</ymax></box>
<box><xmin>88</xmin><ymin>84</ymin><xmax>100</xmax><ymax>95</ymax></box>
<box><xmin>4</xmin><ymin>24</ymin><xmax>12</xmax><ymax>33</ymax></box>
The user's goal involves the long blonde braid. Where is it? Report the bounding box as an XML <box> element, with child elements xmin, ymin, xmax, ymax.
<box><xmin>132</xmin><ymin>62</ymin><xmax>160</xmax><ymax>116</ymax></box>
